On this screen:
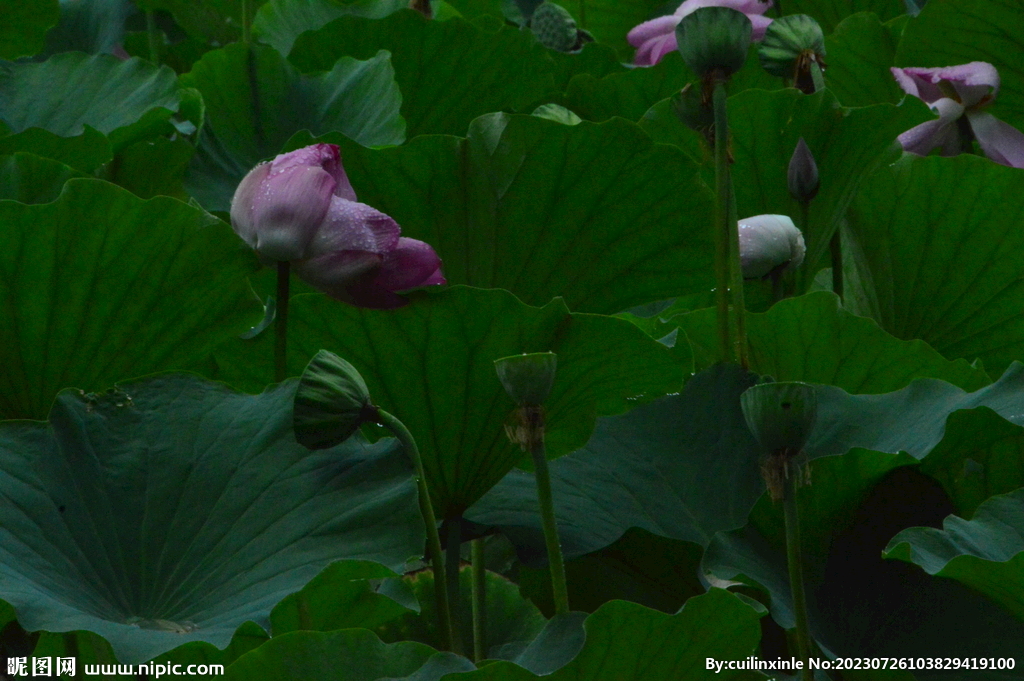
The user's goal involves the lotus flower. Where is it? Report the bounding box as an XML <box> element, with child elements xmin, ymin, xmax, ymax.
<box><xmin>738</xmin><ymin>214</ymin><xmax>805</xmax><ymax>279</ymax></box>
<box><xmin>628</xmin><ymin>0</ymin><xmax>773</xmax><ymax>67</ymax></box>
<box><xmin>230</xmin><ymin>144</ymin><xmax>445</xmax><ymax>309</ymax></box>
<box><xmin>892</xmin><ymin>62</ymin><xmax>1024</xmax><ymax>168</ymax></box>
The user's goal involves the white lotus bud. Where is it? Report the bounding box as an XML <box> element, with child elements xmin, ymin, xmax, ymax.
<box><xmin>738</xmin><ymin>214</ymin><xmax>805</xmax><ymax>279</ymax></box>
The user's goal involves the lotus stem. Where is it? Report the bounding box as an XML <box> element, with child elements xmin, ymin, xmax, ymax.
<box><xmin>783</xmin><ymin>459</ymin><xmax>813</xmax><ymax>681</ymax></box>
<box><xmin>146</xmin><ymin>11</ymin><xmax>160</xmax><ymax>65</ymax></box>
<box><xmin>376</xmin><ymin>409</ymin><xmax>454</xmax><ymax>652</ymax></box>
<box><xmin>241</xmin><ymin>0</ymin><xmax>252</xmax><ymax>44</ymax></box>
<box><xmin>528</xmin><ymin>407</ymin><xmax>570</xmax><ymax>615</ymax></box>
<box><xmin>445</xmin><ymin>515</ymin><xmax>464</xmax><ymax>654</ymax></box>
<box><xmin>471</xmin><ymin>538</ymin><xmax>487</xmax><ymax>662</ymax></box>
<box><xmin>274</xmin><ymin>261</ymin><xmax>290</xmax><ymax>383</ymax></box>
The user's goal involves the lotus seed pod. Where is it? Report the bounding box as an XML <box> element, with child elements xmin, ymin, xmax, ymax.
<box><xmin>675</xmin><ymin>6</ymin><xmax>752</xmax><ymax>79</ymax></box>
<box><xmin>740</xmin><ymin>381</ymin><xmax>818</xmax><ymax>454</ymax></box>
<box><xmin>495</xmin><ymin>352</ymin><xmax>557</xmax><ymax>406</ymax></box>
<box><xmin>787</xmin><ymin>137</ymin><xmax>820</xmax><ymax>204</ymax></box>
<box><xmin>532</xmin><ymin>2</ymin><xmax>578</xmax><ymax>52</ymax></box>
<box><xmin>738</xmin><ymin>214</ymin><xmax>806</xmax><ymax>279</ymax></box>
<box><xmin>293</xmin><ymin>350</ymin><xmax>377</xmax><ymax>450</ymax></box>
<box><xmin>759</xmin><ymin>14</ymin><xmax>825</xmax><ymax>92</ymax></box>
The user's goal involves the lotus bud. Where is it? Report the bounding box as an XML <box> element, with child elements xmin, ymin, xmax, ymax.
<box><xmin>758</xmin><ymin>14</ymin><xmax>826</xmax><ymax>93</ymax></box>
<box><xmin>787</xmin><ymin>137</ymin><xmax>819</xmax><ymax>204</ymax></box>
<box><xmin>293</xmin><ymin>350</ymin><xmax>377</xmax><ymax>450</ymax></box>
<box><xmin>738</xmin><ymin>214</ymin><xmax>805</xmax><ymax>280</ymax></box>
<box><xmin>675</xmin><ymin>6</ymin><xmax>752</xmax><ymax>80</ymax></box>
<box><xmin>531</xmin><ymin>2</ymin><xmax>579</xmax><ymax>52</ymax></box>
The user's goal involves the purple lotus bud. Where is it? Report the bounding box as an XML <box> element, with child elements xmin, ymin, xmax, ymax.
<box><xmin>787</xmin><ymin>137</ymin><xmax>819</xmax><ymax>204</ymax></box>
<box><xmin>891</xmin><ymin>62</ymin><xmax>1024</xmax><ymax>168</ymax></box>
<box><xmin>628</xmin><ymin>0</ymin><xmax>773</xmax><ymax>67</ymax></box>
<box><xmin>231</xmin><ymin>144</ymin><xmax>446</xmax><ymax>309</ymax></box>
<box><xmin>738</xmin><ymin>214</ymin><xmax>805</xmax><ymax>279</ymax></box>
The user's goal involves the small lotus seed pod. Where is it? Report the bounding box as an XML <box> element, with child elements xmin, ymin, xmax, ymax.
<box><xmin>293</xmin><ymin>350</ymin><xmax>377</xmax><ymax>450</ymax></box>
<box><xmin>740</xmin><ymin>381</ymin><xmax>818</xmax><ymax>454</ymax></box>
<box><xmin>532</xmin><ymin>2</ymin><xmax>579</xmax><ymax>52</ymax></box>
<box><xmin>758</xmin><ymin>14</ymin><xmax>825</xmax><ymax>92</ymax></box>
<box><xmin>495</xmin><ymin>352</ymin><xmax>557</xmax><ymax>406</ymax></box>
<box><xmin>675</xmin><ymin>6</ymin><xmax>752</xmax><ymax>79</ymax></box>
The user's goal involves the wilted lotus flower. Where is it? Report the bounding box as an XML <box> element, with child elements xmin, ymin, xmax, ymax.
<box><xmin>738</xmin><ymin>214</ymin><xmax>805</xmax><ymax>279</ymax></box>
<box><xmin>892</xmin><ymin>62</ymin><xmax>1024</xmax><ymax>168</ymax></box>
<box><xmin>628</xmin><ymin>0</ymin><xmax>773</xmax><ymax>67</ymax></box>
<box><xmin>230</xmin><ymin>144</ymin><xmax>445</xmax><ymax>309</ymax></box>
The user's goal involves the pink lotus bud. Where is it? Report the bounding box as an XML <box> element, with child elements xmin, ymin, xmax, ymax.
<box><xmin>230</xmin><ymin>144</ymin><xmax>446</xmax><ymax>309</ymax></box>
<box><xmin>738</xmin><ymin>214</ymin><xmax>805</xmax><ymax>279</ymax></box>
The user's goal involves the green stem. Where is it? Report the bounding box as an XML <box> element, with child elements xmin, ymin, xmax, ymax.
<box><xmin>529</xmin><ymin>409</ymin><xmax>570</xmax><ymax>615</ymax></box>
<box><xmin>274</xmin><ymin>261</ymin><xmax>290</xmax><ymax>383</ymax></box>
<box><xmin>471</xmin><ymin>538</ymin><xmax>487</xmax><ymax>662</ymax></box>
<box><xmin>830</xmin><ymin>228</ymin><xmax>843</xmax><ymax>302</ymax></box>
<box><xmin>145</xmin><ymin>10</ymin><xmax>160</xmax><ymax>65</ymax></box>
<box><xmin>810</xmin><ymin>60</ymin><xmax>825</xmax><ymax>93</ymax></box>
<box><xmin>783</xmin><ymin>459</ymin><xmax>813</xmax><ymax>681</ymax></box>
<box><xmin>712</xmin><ymin>80</ymin><xmax>732</xmax><ymax>363</ymax></box>
<box><xmin>376</xmin><ymin>409</ymin><xmax>454</xmax><ymax>652</ymax></box>
<box><xmin>241</xmin><ymin>0</ymin><xmax>252</xmax><ymax>44</ymax></box>
<box><xmin>445</xmin><ymin>516</ymin><xmax>464</xmax><ymax>654</ymax></box>
<box><xmin>714</xmin><ymin>79</ymin><xmax>747</xmax><ymax>368</ymax></box>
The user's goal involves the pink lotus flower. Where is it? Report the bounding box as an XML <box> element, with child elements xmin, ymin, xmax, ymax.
<box><xmin>230</xmin><ymin>144</ymin><xmax>445</xmax><ymax>309</ymax></box>
<box><xmin>628</xmin><ymin>0</ymin><xmax>773</xmax><ymax>67</ymax></box>
<box><xmin>892</xmin><ymin>62</ymin><xmax>1024</xmax><ymax>168</ymax></box>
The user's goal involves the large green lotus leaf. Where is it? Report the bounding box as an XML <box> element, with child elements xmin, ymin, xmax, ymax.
<box><xmin>0</xmin><ymin>0</ymin><xmax>60</xmax><ymax>58</ymax></box>
<box><xmin>674</xmin><ymin>291</ymin><xmax>990</xmax><ymax>393</ymax></box>
<box><xmin>0</xmin><ymin>179</ymin><xmax>261</xmax><ymax>420</ymax></box>
<box><xmin>559</xmin><ymin>52</ymin><xmax>692</xmax><ymax>123</ymax></box>
<box><xmin>545</xmin><ymin>0</ymin><xmax>669</xmax><ymax>59</ymax></box>
<box><xmin>253</xmin><ymin>0</ymin><xmax>408</xmax><ymax>56</ymax></box>
<box><xmin>0</xmin><ymin>126</ymin><xmax>112</xmax><ymax>172</ymax></box>
<box><xmin>845</xmin><ymin>154</ymin><xmax>1024</xmax><ymax>376</ymax></box>
<box><xmin>723</xmin><ymin>89</ymin><xmax>931</xmax><ymax>289</ymax></box>
<box><xmin>468</xmin><ymin>364</ymin><xmax>763</xmax><ymax>556</ymax></box>
<box><xmin>224</xmin><ymin>629</ymin><xmax>473</xmax><ymax>681</ymax></box>
<box><xmin>288</xmin><ymin>10</ymin><xmax>556</xmax><ymax>138</ymax></box>
<box><xmin>896</xmin><ymin>0</ymin><xmax>1024</xmax><ymax>132</ymax></box>
<box><xmin>0</xmin><ymin>374</ymin><xmax>423</xmax><ymax>664</ymax></box>
<box><xmin>823</xmin><ymin>13</ymin><xmax>905</xmax><ymax>108</ymax></box>
<box><xmin>0</xmin><ymin>52</ymin><xmax>180</xmax><ymax>151</ymax></box>
<box><xmin>782</xmin><ymin>0</ymin><xmax>904</xmax><ymax>33</ymax></box>
<box><xmin>294</xmin><ymin>111</ymin><xmax>715</xmax><ymax>314</ymax></box>
<box><xmin>375</xmin><ymin>566</ymin><xmax>547</xmax><ymax>659</ymax></box>
<box><xmin>0</xmin><ymin>152</ymin><xmax>86</xmax><ymax>204</ymax></box>
<box><xmin>517</xmin><ymin>528</ymin><xmax>705</xmax><ymax>617</ymax></box>
<box><xmin>885</xmin><ymin>488</ymin><xmax>1024</xmax><ymax>620</ymax></box>
<box><xmin>212</xmin><ymin>286</ymin><xmax>681</xmax><ymax>515</ymax></box>
<box><xmin>107</xmin><ymin>137</ymin><xmax>195</xmax><ymax>201</ymax></box>
<box><xmin>703</xmin><ymin>457</ymin><xmax>1024</xmax><ymax>670</ymax></box>
<box><xmin>271</xmin><ymin>561</ymin><xmax>412</xmax><ymax>635</ymax></box>
<box><xmin>918</xmin><ymin>408</ymin><xmax>1024</xmax><ymax>518</ymax></box>
<box><xmin>42</xmin><ymin>0</ymin><xmax>135</xmax><ymax>56</ymax></box>
<box><xmin>181</xmin><ymin>43</ymin><xmax>404</xmax><ymax>212</ymax></box>
<box><xmin>136</xmin><ymin>0</ymin><xmax>268</xmax><ymax>46</ymax></box>
<box><xmin>442</xmin><ymin>591</ymin><xmax>765</xmax><ymax>681</ymax></box>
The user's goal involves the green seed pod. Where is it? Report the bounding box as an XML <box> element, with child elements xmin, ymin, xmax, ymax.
<box><xmin>495</xmin><ymin>352</ymin><xmax>557</xmax><ymax>406</ymax></box>
<box><xmin>740</xmin><ymin>381</ymin><xmax>818</xmax><ymax>454</ymax></box>
<box><xmin>675</xmin><ymin>6</ymin><xmax>752</xmax><ymax>79</ymax></box>
<box><xmin>758</xmin><ymin>14</ymin><xmax>825</xmax><ymax>92</ymax></box>
<box><xmin>293</xmin><ymin>350</ymin><xmax>377</xmax><ymax>450</ymax></box>
<box><xmin>531</xmin><ymin>2</ymin><xmax>579</xmax><ymax>53</ymax></box>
